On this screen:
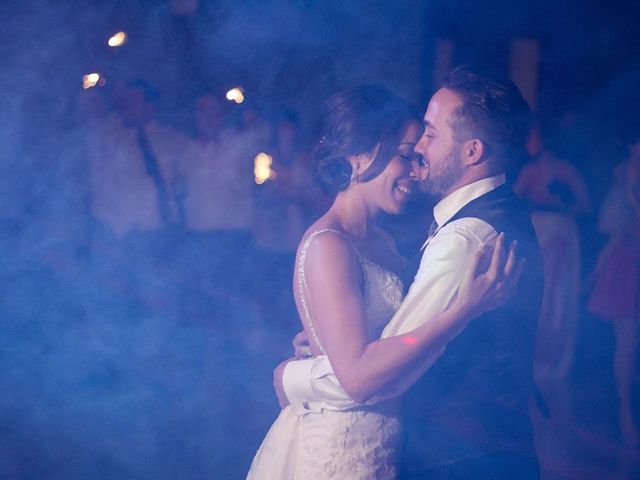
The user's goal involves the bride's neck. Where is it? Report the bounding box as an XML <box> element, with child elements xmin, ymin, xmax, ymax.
<box><xmin>328</xmin><ymin>189</ymin><xmax>377</xmax><ymax>238</ymax></box>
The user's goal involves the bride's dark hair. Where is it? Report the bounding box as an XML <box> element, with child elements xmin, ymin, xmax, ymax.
<box><xmin>314</xmin><ymin>85</ymin><xmax>420</xmax><ymax>191</ymax></box>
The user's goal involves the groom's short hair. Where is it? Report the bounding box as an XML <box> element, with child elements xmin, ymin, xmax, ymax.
<box><xmin>442</xmin><ymin>65</ymin><xmax>532</xmax><ymax>168</ymax></box>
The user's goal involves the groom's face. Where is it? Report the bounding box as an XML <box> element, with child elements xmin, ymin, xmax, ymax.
<box><xmin>415</xmin><ymin>88</ymin><xmax>465</xmax><ymax>197</ymax></box>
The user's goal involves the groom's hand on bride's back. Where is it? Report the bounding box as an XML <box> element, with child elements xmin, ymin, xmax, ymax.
<box><xmin>292</xmin><ymin>330</ymin><xmax>312</xmax><ymax>359</ymax></box>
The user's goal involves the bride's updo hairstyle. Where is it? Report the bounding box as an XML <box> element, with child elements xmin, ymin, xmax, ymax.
<box><xmin>314</xmin><ymin>85</ymin><xmax>419</xmax><ymax>191</ymax></box>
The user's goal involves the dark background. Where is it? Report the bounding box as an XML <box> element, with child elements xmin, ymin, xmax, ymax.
<box><xmin>1</xmin><ymin>1</ymin><xmax>639</xmax><ymax>478</ymax></box>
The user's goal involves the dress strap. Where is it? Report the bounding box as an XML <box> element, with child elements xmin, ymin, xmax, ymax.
<box><xmin>297</xmin><ymin>228</ymin><xmax>349</xmax><ymax>355</ymax></box>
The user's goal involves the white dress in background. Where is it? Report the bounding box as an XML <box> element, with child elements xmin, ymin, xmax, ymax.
<box><xmin>247</xmin><ymin>229</ymin><xmax>405</xmax><ymax>479</ymax></box>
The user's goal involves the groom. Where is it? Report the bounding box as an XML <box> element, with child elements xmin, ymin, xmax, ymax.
<box><xmin>276</xmin><ymin>66</ymin><xmax>543</xmax><ymax>478</ymax></box>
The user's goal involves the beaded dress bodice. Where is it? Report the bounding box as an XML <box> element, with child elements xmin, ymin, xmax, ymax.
<box><xmin>297</xmin><ymin>228</ymin><xmax>404</xmax><ymax>351</ymax></box>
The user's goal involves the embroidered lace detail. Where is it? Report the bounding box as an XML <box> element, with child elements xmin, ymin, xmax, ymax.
<box><xmin>357</xmin><ymin>256</ymin><xmax>404</xmax><ymax>338</ymax></box>
<box><xmin>295</xmin><ymin>403</ymin><xmax>402</xmax><ymax>479</ymax></box>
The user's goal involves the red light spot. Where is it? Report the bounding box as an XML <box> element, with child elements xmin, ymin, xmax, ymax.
<box><xmin>402</xmin><ymin>336</ymin><xmax>417</xmax><ymax>345</ymax></box>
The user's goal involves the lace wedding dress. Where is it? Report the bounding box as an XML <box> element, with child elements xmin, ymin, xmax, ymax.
<box><xmin>247</xmin><ymin>229</ymin><xmax>405</xmax><ymax>479</ymax></box>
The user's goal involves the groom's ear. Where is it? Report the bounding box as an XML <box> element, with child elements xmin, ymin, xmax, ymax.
<box><xmin>461</xmin><ymin>139</ymin><xmax>486</xmax><ymax>166</ymax></box>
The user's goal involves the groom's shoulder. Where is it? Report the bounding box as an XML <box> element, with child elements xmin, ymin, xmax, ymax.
<box><xmin>455</xmin><ymin>184</ymin><xmax>531</xmax><ymax>223</ymax></box>
<box><xmin>450</xmin><ymin>186</ymin><xmax>538</xmax><ymax>254</ymax></box>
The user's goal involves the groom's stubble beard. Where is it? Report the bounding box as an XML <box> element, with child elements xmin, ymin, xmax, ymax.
<box><xmin>421</xmin><ymin>142</ymin><xmax>465</xmax><ymax>196</ymax></box>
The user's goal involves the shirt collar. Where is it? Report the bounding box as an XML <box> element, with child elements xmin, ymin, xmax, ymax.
<box><xmin>432</xmin><ymin>174</ymin><xmax>506</xmax><ymax>228</ymax></box>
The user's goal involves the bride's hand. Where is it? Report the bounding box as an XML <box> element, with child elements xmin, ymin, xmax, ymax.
<box><xmin>455</xmin><ymin>232</ymin><xmax>525</xmax><ymax>319</ymax></box>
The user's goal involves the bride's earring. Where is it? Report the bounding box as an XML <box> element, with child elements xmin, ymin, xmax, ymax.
<box><xmin>350</xmin><ymin>159</ymin><xmax>360</xmax><ymax>185</ymax></box>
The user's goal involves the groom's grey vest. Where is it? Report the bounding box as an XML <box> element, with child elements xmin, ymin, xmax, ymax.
<box><xmin>400</xmin><ymin>184</ymin><xmax>543</xmax><ymax>475</ymax></box>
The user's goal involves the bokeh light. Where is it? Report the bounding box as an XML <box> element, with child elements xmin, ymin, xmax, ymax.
<box><xmin>226</xmin><ymin>87</ymin><xmax>245</xmax><ymax>104</ymax></box>
<box><xmin>254</xmin><ymin>152</ymin><xmax>276</xmax><ymax>184</ymax></box>
<box><xmin>108</xmin><ymin>31</ymin><xmax>127</xmax><ymax>47</ymax></box>
<box><xmin>82</xmin><ymin>72</ymin><xmax>101</xmax><ymax>89</ymax></box>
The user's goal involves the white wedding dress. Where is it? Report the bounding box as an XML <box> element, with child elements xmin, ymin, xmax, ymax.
<box><xmin>247</xmin><ymin>229</ymin><xmax>405</xmax><ymax>479</ymax></box>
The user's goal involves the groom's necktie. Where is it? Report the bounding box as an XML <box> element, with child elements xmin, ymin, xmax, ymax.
<box><xmin>136</xmin><ymin>126</ymin><xmax>173</xmax><ymax>226</ymax></box>
<box><xmin>427</xmin><ymin>219</ymin><xmax>439</xmax><ymax>238</ymax></box>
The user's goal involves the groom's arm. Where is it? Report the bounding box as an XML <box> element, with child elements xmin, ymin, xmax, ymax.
<box><xmin>280</xmin><ymin>219</ymin><xmax>498</xmax><ymax>411</ymax></box>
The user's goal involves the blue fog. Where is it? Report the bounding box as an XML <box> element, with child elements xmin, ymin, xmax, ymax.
<box><xmin>1</xmin><ymin>0</ymin><xmax>640</xmax><ymax>478</ymax></box>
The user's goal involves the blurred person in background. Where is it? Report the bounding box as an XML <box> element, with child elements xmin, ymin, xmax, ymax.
<box><xmin>239</xmin><ymin>105</ymin><xmax>271</xmax><ymax>147</ymax></box>
<box><xmin>514</xmin><ymin>122</ymin><xmax>591</xmax><ymax>385</ymax></box>
<box><xmin>84</xmin><ymin>79</ymin><xmax>189</xmax><ymax>310</ymax></box>
<box><xmin>177</xmin><ymin>91</ymin><xmax>258</xmax><ymax>318</ymax></box>
<box><xmin>588</xmin><ymin>126</ymin><xmax>640</xmax><ymax>448</ymax></box>
<box><xmin>88</xmin><ymin>79</ymin><xmax>187</xmax><ymax>237</ymax></box>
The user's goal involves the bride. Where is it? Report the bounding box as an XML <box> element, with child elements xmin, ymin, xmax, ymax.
<box><xmin>247</xmin><ymin>85</ymin><xmax>520</xmax><ymax>479</ymax></box>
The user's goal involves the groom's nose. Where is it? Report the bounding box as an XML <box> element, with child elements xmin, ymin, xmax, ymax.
<box><xmin>415</xmin><ymin>136</ymin><xmax>428</xmax><ymax>157</ymax></box>
<box><xmin>409</xmin><ymin>158</ymin><xmax>421</xmax><ymax>180</ymax></box>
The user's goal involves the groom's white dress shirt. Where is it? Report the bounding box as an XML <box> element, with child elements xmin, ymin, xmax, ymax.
<box><xmin>283</xmin><ymin>174</ymin><xmax>506</xmax><ymax>414</ymax></box>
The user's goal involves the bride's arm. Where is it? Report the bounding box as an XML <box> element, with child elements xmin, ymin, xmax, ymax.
<box><xmin>304</xmin><ymin>232</ymin><xmax>517</xmax><ymax>404</ymax></box>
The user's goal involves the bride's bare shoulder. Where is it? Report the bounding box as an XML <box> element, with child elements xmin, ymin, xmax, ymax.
<box><xmin>299</xmin><ymin>218</ymin><xmax>344</xmax><ymax>248</ymax></box>
<box><xmin>296</xmin><ymin>222</ymin><xmax>358</xmax><ymax>273</ymax></box>
<box><xmin>300</xmin><ymin>227</ymin><xmax>348</xmax><ymax>255</ymax></box>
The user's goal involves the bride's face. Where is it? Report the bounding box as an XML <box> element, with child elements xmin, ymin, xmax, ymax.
<box><xmin>365</xmin><ymin>121</ymin><xmax>422</xmax><ymax>215</ymax></box>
